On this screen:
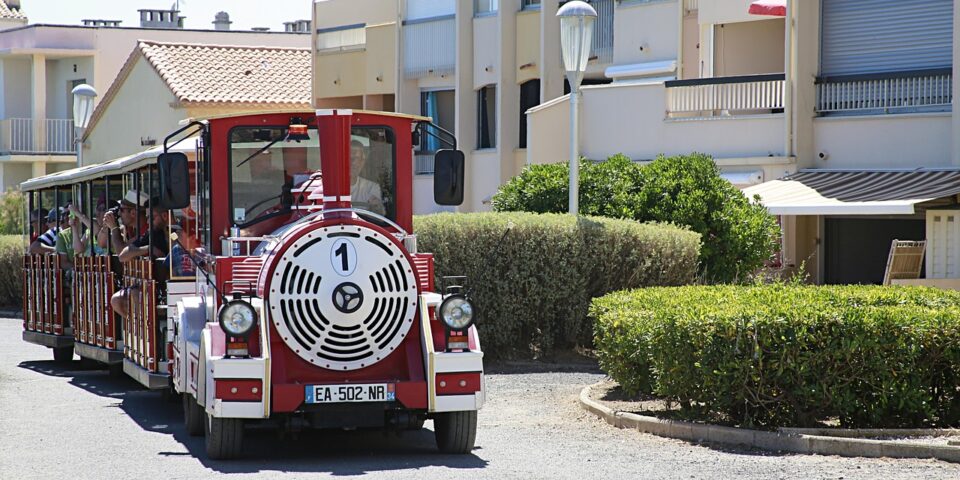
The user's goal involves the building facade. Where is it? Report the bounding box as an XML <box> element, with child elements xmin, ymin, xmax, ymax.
<box><xmin>0</xmin><ymin>6</ymin><xmax>309</xmax><ymax>191</ymax></box>
<box><xmin>313</xmin><ymin>0</ymin><xmax>959</xmax><ymax>286</ymax></box>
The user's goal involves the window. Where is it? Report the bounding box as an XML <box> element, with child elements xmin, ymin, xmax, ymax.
<box><xmin>419</xmin><ymin>90</ymin><xmax>456</xmax><ymax>154</ymax></box>
<box><xmin>477</xmin><ymin>85</ymin><xmax>497</xmax><ymax>149</ymax></box>
<box><xmin>475</xmin><ymin>0</ymin><xmax>498</xmax><ymax>15</ymax></box>
<box><xmin>350</xmin><ymin>127</ymin><xmax>396</xmax><ymax>219</ymax></box>
<box><xmin>518</xmin><ymin>80</ymin><xmax>540</xmax><ymax>149</ymax></box>
<box><xmin>521</xmin><ymin>0</ymin><xmax>540</xmax><ymax>9</ymax></box>
<box><xmin>230</xmin><ymin>126</ymin><xmax>398</xmax><ymax>224</ymax></box>
<box><xmin>229</xmin><ymin>127</ymin><xmax>321</xmax><ymax>226</ymax></box>
<box><xmin>316</xmin><ymin>24</ymin><xmax>366</xmax><ymax>52</ymax></box>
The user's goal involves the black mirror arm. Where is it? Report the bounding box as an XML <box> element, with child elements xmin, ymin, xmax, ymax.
<box><xmin>417</xmin><ymin>121</ymin><xmax>457</xmax><ymax>150</ymax></box>
<box><xmin>164</xmin><ymin>120</ymin><xmax>207</xmax><ymax>153</ymax></box>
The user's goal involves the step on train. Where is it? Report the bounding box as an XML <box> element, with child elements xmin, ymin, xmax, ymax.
<box><xmin>20</xmin><ymin>110</ymin><xmax>483</xmax><ymax>459</ymax></box>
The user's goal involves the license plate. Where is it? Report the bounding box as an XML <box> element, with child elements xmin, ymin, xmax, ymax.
<box><xmin>305</xmin><ymin>383</ymin><xmax>395</xmax><ymax>404</ymax></box>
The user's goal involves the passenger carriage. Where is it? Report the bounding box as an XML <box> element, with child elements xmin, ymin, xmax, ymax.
<box><xmin>21</xmin><ymin>109</ymin><xmax>483</xmax><ymax>459</ymax></box>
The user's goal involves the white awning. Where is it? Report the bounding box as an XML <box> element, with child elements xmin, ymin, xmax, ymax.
<box><xmin>743</xmin><ymin>169</ymin><xmax>960</xmax><ymax>215</ymax></box>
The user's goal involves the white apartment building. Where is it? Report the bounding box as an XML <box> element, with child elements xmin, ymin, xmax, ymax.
<box><xmin>0</xmin><ymin>4</ymin><xmax>310</xmax><ymax>191</ymax></box>
<box><xmin>311</xmin><ymin>0</ymin><xmax>958</xmax><ymax>285</ymax></box>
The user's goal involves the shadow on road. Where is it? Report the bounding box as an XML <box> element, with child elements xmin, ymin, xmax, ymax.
<box><xmin>18</xmin><ymin>359</ymin><xmax>489</xmax><ymax>474</ymax></box>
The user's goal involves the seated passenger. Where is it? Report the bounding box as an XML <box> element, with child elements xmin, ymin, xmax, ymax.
<box><xmin>29</xmin><ymin>208</ymin><xmax>60</xmax><ymax>255</ymax></box>
<box><xmin>350</xmin><ymin>140</ymin><xmax>385</xmax><ymax>215</ymax></box>
<box><xmin>100</xmin><ymin>191</ymin><xmax>148</xmax><ymax>254</ymax></box>
<box><xmin>111</xmin><ymin>202</ymin><xmax>169</xmax><ymax>320</ymax></box>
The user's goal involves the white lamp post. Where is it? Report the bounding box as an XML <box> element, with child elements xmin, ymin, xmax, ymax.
<box><xmin>71</xmin><ymin>84</ymin><xmax>97</xmax><ymax>166</ymax></box>
<box><xmin>557</xmin><ymin>0</ymin><xmax>596</xmax><ymax>216</ymax></box>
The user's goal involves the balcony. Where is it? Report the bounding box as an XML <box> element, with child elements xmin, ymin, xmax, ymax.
<box><xmin>403</xmin><ymin>15</ymin><xmax>456</xmax><ymax>78</ymax></box>
<box><xmin>816</xmin><ymin>68</ymin><xmax>953</xmax><ymax>116</ymax></box>
<box><xmin>665</xmin><ymin>73</ymin><xmax>785</xmax><ymax>119</ymax></box>
<box><xmin>0</xmin><ymin>118</ymin><xmax>75</xmax><ymax>155</ymax></box>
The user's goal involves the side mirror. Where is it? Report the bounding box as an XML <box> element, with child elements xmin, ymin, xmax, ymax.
<box><xmin>433</xmin><ymin>149</ymin><xmax>465</xmax><ymax>206</ymax></box>
<box><xmin>157</xmin><ymin>152</ymin><xmax>190</xmax><ymax>209</ymax></box>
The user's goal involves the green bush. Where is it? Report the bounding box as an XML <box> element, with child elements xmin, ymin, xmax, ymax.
<box><xmin>415</xmin><ymin>212</ymin><xmax>700</xmax><ymax>358</ymax></box>
<box><xmin>492</xmin><ymin>153</ymin><xmax>780</xmax><ymax>283</ymax></box>
<box><xmin>592</xmin><ymin>284</ymin><xmax>960</xmax><ymax>428</ymax></box>
<box><xmin>0</xmin><ymin>189</ymin><xmax>25</xmax><ymax>235</ymax></box>
<box><xmin>0</xmin><ymin>235</ymin><xmax>23</xmax><ymax>307</ymax></box>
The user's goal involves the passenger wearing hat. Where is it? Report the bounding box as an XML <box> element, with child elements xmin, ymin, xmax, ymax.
<box><xmin>111</xmin><ymin>197</ymin><xmax>169</xmax><ymax>319</ymax></box>
<box><xmin>28</xmin><ymin>208</ymin><xmax>63</xmax><ymax>255</ymax></box>
<box><xmin>100</xmin><ymin>190</ymin><xmax>148</xmax><ymax>254</ymax></box>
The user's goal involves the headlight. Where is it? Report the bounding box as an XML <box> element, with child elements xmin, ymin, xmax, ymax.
<box><xmin>218</xmin><ymin>300</ymin><xmax>258</xmax><ymax>337</ymax></box>
<box><xmin>437</xmin><ymin>294</ymin><xmax>475</xmax><ymax>330</ymax></box>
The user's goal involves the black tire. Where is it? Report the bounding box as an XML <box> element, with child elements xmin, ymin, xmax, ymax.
<box><xmin>433</xmin><ymin>411</ymin><xmax>477</xmax><ymax>454</ymax></box>
<box><xmin>205</xmin><ymin>413</ymin><xmax>244</xmax><ymax>459</ymax></box>
<box><xmin>183</xmin><ymin>394</ymin><xmax>205</xmax><ymax>437</ymax></box>
<box><xmin>53</xmin><ymin>346</ymin><xmax>74</xmax><ymax>363</ymax></box>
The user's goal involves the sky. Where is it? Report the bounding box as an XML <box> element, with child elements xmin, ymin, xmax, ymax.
<box><xmin>22</xmin><ymin>0</ymin><xmax>314</xmax><ymax>32</ymax></box>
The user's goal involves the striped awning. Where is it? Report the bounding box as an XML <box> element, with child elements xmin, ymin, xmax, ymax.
<box><xmin>743</xmin><ymin>169</ymin><xmax>960</xmax><ymax>215</ymax></box>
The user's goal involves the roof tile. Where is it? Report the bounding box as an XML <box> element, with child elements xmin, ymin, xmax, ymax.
<box><xmin>0</xmin><ymin>1</ymin><xmax>26</xmax><ymax>20</ymax></box>
<box><xmin>138</xmin><ymin>40</ymin><xmax>311</xmax><ymax>107</ymax></box>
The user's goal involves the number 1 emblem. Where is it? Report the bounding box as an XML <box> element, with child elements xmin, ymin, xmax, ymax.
<box><xmin>330</xmin><ymin>238</ymin><xmax>358</xmax><ymax>276</ymax></box>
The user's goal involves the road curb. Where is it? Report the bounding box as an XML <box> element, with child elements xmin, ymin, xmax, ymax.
<box><xmin>579</xmin><ymin>382</ymin><xmax>960</xmax><ymax>463</ymax></box>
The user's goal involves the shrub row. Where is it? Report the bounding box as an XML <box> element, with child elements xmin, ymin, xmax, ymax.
<box><xmin>415</xmin><ymin>212</ymin><xmax>700</xmax><ymax>358</ymax></box>
<box><xmin>592</xmin><ymin>284</ymin><xmax>960</xmax><ymax>428</ymax></box>
<box><xmin>0</xmin><ymin>235</ymin><xmax>23</xmax><ymax>307</ymax></box>
<box><xmin>491</xmin><ymin>154</ymin><xmax>780</xmax><ymax>283</ymax></box>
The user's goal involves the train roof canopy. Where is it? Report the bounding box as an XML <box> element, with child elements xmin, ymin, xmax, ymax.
<box><xmin>21</xmin><ymin>137</ymin><xmax>199</xmax><ymax>191</ymax></box>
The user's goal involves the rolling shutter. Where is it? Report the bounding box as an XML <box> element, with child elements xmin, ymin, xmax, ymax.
<box><xmin>820</xmin><ymin>0</ymin><xmax>954</xmax><ymax>76</ymax></box>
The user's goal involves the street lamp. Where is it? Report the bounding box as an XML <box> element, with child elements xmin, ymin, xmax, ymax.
<box><xmin>71</xmin><ymin>84</ymin><xmax>97</xmax><ymax>166</ymax></box>
<box><xmin>557</xmin><ymin>0</ymin><xmax>596</xmax><ymax>216</ymax></box>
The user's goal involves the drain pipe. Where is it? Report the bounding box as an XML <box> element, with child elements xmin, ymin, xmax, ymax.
<box><xmin>783</xmin><ymin>0</ymin><xmax>793</xmax><ymax>160</ymax></box>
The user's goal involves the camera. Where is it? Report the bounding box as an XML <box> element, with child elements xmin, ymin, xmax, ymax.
<box><xmin>107</xmin><ymin>205</ymin><xmax>121</xmax><ymax>217</ymax></box>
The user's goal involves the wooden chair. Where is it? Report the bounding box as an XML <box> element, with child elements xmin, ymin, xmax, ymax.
<box><xmin>883</xmin><ymin>240</ymin><xmax>926</xmax><ymax>286</ymax></box>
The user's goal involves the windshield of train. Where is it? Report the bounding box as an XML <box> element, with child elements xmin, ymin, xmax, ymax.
<box><xmin>229</xmin><ymin>126</ymin><xmax>396</xmax><ymax>227</ymax></box>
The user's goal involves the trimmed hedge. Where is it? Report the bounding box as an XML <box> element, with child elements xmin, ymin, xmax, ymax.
<box><xmin>415</xmin><ymin>212</ymin><xmax>700</xmax><ymax>358</ymax></box>
<box><xmin>592</xmin><ymin>285</ymin><xmax>960</xmax><ymax>428</ymax></box>
<box><xmin>0</xmin><ymin>235</ymin><xmax>22</xmax><ymax>307</ymax></box>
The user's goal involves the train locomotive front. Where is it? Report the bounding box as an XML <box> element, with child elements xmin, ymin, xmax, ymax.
<box><xmin>168</xmin><ymin>109</ymin><xmax>483</xmax><ymax>459</ymax></box>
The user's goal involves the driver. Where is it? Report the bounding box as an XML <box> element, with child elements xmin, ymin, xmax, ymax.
<box><xmin>350</xmin><ymin>139</ymin><xmax>385</xmax><ymax>215</ymax></box>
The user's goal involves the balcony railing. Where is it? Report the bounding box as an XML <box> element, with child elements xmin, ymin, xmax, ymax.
<box><xmin>403</xmin><ymin>15</ymin><xmax>456</xmax><ymax>78</ymax></box>
<box><xmin>0</xmin><ymin>118</ymin><xmax>75</xmax><ymax>155</ymax></box>
<box><xmin>684</xmin><ymin>0</ymin><xmax>698</xmax><ymax>12</ymax></box>
<box><xmin>591</xmin><ymin>0</ymin><xmax>614</xmax><ymax>64</ymax></box>
<box><xmin>816</xmin><ymin>68</ymin><xmax>953</xmax><ymax>115</ymax></box>
<box><xmin>665</xmin><ymin>73</ymin><xmax>785</xmax><ymax>119</ymax></box>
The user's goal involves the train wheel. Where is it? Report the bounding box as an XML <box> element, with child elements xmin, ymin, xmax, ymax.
<box><xmin>433</xmin><ymin>411</ymin><xmax>477</xmax><ymax>454</ymax></box>
<box><xmin>52</xmin><ymin>346</ymin><xmax>74</xmax><ymax>363</ymax></box>
<box><xmin>205</xmin><ymin>413</ymin><xmax>244</xmax><ymax>459</ymax></box>
<box><xmin>183</xmin><ymin>394</ymin><xmax>205</xmax><ymax>437</ymax></box>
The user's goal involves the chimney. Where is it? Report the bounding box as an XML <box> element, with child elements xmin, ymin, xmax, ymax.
<box><xmin>212</xmin><ymin>11</ymin><xmax>231</xmax><ymax>31</ymax></box>
<box><xmin>138</xmin><ymin>8</ymin><xmax>184</xmax><ymax>29</ymax></box>
<box><xmin>283</xmin><ymin>19</ymin><xmax>311</xmax><ymax>33</ymax></box>
<box><xmin>6</xmin><ymin>1</ymin><xmax>20</xmax><ymax>10</ymax></box>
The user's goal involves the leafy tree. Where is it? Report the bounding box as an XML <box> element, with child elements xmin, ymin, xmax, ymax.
<box><xmin>491</xmin><ymin>153</ymin><xmax>779</xmax><ymax>283</ymax></box>
<box><xmin>0</xmin><ymin>189</ymin><xmax>24</xmax><ymax>235</ymax></box>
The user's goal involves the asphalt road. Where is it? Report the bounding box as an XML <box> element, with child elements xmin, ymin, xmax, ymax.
<box><xmin>2</xmin><ymin>316</ymin><xmax>959</xmax><ymax>480</ymax></box>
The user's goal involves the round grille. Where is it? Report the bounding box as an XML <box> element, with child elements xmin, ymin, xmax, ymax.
<box><xmin>267</xmin><ymin>224</ymin><xmax>419</xmax><ymax>371</ymax></box>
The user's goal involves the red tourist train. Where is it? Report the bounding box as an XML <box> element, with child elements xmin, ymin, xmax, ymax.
<box><xmin>21</xmin><ymin>110</ymin><xmax>484</xmax><ymax>459</ymax></box>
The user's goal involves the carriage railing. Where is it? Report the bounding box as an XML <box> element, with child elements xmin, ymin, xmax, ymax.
<box><xmin>73</xmin><ymin>255</ymin><xmax>120</xmax><ymax>350</ymax></box>
<box><xmin>22</xmin><ymin>255</ymin><xmax>67</xmax><ymax>336</ymax></box>
<box><xmin>123</xmin><ymin>257</ymin><xmax>164</xmax><ymax>373</ymax></box>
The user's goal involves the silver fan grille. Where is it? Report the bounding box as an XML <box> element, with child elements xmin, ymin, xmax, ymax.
<box><xmin>267</xmin><ymin>225</ymin><xmax>419</xmax><ymax>370</ymax></box>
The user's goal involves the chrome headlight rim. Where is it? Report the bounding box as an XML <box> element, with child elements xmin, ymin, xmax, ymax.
<box><xmin>437</xmin><ymin>294</ymin><xmax>476</xmax><ymax>331</ymax></box>
<box><xmin>218</xmin><ymin>299</ymin><xmax>259</xmax><ymax>337</ymax></box>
